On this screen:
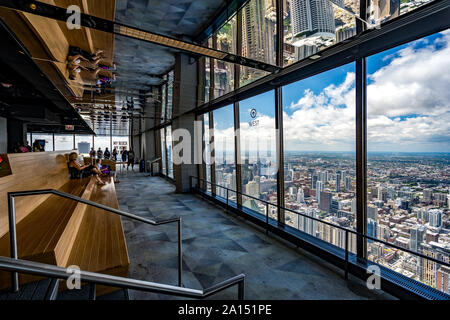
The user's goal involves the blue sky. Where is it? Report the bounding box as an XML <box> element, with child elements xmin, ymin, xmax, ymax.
<box><xmin>211</xmin><ymin>30</ymin><xmax>450</xmax><ymax>153</ymax></box>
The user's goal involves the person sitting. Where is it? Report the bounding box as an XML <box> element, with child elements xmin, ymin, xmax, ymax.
<box><xmin>68</xmin><ymin>152</ymin><xmax>105</xmax><ymax>185</ymax></box>
<box><xmin>32</xmin><ymin>140</ymin><xmax>44</xmax><ymax>152</ymax></box>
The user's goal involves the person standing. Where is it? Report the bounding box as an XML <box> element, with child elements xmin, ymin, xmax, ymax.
<box><xmin>104</xmin><ymin>147</ymin><xmax>111</xmax><ymax>160</ymax></box>
<box><xmin>127</xmin><ymin>149</ymin><xmax>135</xmax><ymax>171</ymax></box>
<box><xmin>89</xmin><ymin>147</ymin><xmax>96</xmax><ymax>158</ymax></box>
<box><xmin>97</xmin><ymin>147</ymin><xmax>103</xmax><ymax>159</ymax></box>
<box><xmin>112</xmin><ymin>147</ymin><xmax>118</xmax><ymax>161</ymax></box>
<box><xmin>121</xmin><ymin>149</ymin><xmax>127</xmax><ymax>163</ymax></box>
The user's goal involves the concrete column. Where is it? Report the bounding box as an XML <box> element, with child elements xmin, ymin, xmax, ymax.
<box><xmin>172</xmin><ymin>52</ymin><xmax>198</xmax><ymax>193</ymax></box>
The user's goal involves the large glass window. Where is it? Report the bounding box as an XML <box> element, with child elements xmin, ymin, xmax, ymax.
<box><xmin>167</xmin><ymin>71</ymin><xmax>174</xmax><ymax>120</ymax></box>
<box><xmin>54</xmin><ymin>134</ymin><xmax>74</xmax><ymax>151</ymax></box>
<box><xmin>213</xmin><ymin>105</ymin><xmax>237</xmax><ymax>203</ymax></box>
<box><xmin>368</xmin><ymin>0</ymin><xmax>435</xmax><ymax>26</ymax></box>
<box><xmin>215</xmin><ymin>16</ymin><xmax>237</xmax><ymax>98</ymax></box>
<box><xmin>32</xmin><ymin>133</ymin><xmax>53</xmax><ymax>152</ymax></box>
<box><xmin>366</xmin><ymin>30</ymin><xmax>450</xmax><ymax>291</ymax></box>
<box><xmin>202</xmin><ymin>113</ymin><xmax>212</xmax><ymax>192</ymax></box>
<box><xmin>282</xmin><ymin>62</ymin><xmax>357</xmax><ymax>253</ymax></box>
<box><xmin>240</xmin><ymin>0</ymin><xmax>277</xmax><ymax>84</ymax></box>
<box><xmin>239</xmin><ymin>91</ymin><xmax>278</xmax><ymax>220</ymax></box>
<box><xmin>160</xmin><ymin>128</ymin><xmax>167</xmax><ymax>175</ymax></box>
<box><xmin>283</xmin><ymin>0</ymin><xmax>358</xmax><ymax>66</ymax></box>
<box><xmin>93</xmin><ymin>135</ymin><xmax>110</xmax><ymax>154</ymax></box>
<box><xmin>166</xmin><ymin>126</ymin><xmax>174</xmax><ymax>179</ymax></box>
<box><xmin>161</xmin><ymin>83</ymin><xmax>166</xmax><ymax>123</ymax></box>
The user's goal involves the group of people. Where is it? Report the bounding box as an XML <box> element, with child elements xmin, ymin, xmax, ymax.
<box><xmin>68</xmin><ymin>152</ymin><xmax>111</xmax><ymax>185</ymax></box>
<box><xmin>12</xmin><ymin>141</ymin><xmax>44</xmax><ymax>153</ymax></box>
<box><xmin>89</xmin><ymin>147</ymin><xmax>136</xmax><ymax>170</ymax></box>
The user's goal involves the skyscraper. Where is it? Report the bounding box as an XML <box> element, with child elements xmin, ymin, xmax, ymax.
<box><xmin>429</xmin><ymin>209</ymin><xmax>442</xmax><ymax>228</ymax></box>
<box><xmin>316</xmin><ymin>180</ymin><xmax>324</xmax><ymax>201</ymax></box>
<box><xmin>410</xmin><ymin>225</ymin><xmax>426</xmax><ymax>253</ymax></box>
<box><xmin>297</xmin><ymin>188</ymin><xmax>305</xmax><ymax>203</ymax></box>
<box><xmin>345</xmin><ymin>176</ymin><xmax>352</xmax><ymax>191</ymax></box>
<box><xmin>336</xmin><ymin>170</ymin><xmax>341</xmax><ymax>192</ymax></box>
<box><xmin>319</xmin><ymin>191</ymin><xmax>331</xmax><ymax>212</ymax></box>
<box><xmin>290</xmin><ymin>0</ymin><xmax>337</xmax><ymax>40</ymax></box>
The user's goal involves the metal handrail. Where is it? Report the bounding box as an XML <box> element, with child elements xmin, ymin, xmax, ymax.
<box><xmin>7</xmin><ymin>189</ymin><xmax>183</xmax><ymax>292</ymax></box>
<box><xmin>190</xmin><ymin>176</ymin><xmax>450</xmax><ymax>273</ymax></box>
<box><xmin>0</xmin><ymin>256</ymin><xmax>245</xmax><ymax>300</ymax></box>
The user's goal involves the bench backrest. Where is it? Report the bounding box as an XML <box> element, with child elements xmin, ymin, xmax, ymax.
<box><xmin>0</xmin><ymin>151</ymin><xmax>73</xmax><ymax>238</ymax></box>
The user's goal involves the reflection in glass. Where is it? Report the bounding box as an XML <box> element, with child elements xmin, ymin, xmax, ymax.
<box><xmin>32</xmin><ymin>134</ymin><xmax>54</xmax><ymax>152</ymax></box>
<box><xmin>166</xmin><ymin>126</ymin><xmax>174</xmax><ymax>179</ymax></box>
<box><xmin>283</xmin><ymin>0</ymin><xmax>358</xmax><ymax>66</ymax></box>
<box><xmin>240</xmin><ymin>0</ymin><xmax>276</xmax><ymax>84</ymax></box>
<box><xmin>160</xmin><ymin>128</ymin><xmax>167</xmax><ymax>175</ymax></box>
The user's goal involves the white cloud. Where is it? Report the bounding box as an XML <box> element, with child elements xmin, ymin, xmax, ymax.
<box><xmin>209</xmin><ymin>31</ymin><xmax>450</xmax><ymax>153</ymax></box>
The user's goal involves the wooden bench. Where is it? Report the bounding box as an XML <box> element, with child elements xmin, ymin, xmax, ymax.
<box><xmin>0</xmin><ymin>152</ymin><xmax>129</xmax><ymax>296</ymax></box>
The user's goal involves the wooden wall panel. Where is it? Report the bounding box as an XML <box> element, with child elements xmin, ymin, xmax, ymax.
<box><xmin>0</xmin><ymin>151</ymin><xmax>73</xmax><ymax>238</ymax></box>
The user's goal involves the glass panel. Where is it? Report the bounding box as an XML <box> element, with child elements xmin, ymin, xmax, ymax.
<box><xmin>166</xmin><ymin>126</ymin><xmax>174</xmax><ymax>179</ymax></box>
<box><xmin>283</xmin><ymin>0</ymin><xmax>358</xmax><ymax>66</ymax></box>
<box><xmin>205</xmin><ymin>58</ymin><xmax>211</xmax><ymax>103</ymax></box>
<box><xmin>368</xmin><ymin>0</ymin><xmax>435</xmax><ymax>25</ymax></box>
<box><xmin>241</xmin><ymin>0</ymin><xmax>276</xmax><ymax>65</ymax></box>
<box><xmin>161</xmin><ymin>84</ymin><xmax>166</xmax><ymax>123</ymax></box>
<box><xmin>202</xmin><ymin>113</ymin><xmax>212</xmax><ymax>192</ymax></box>
<box><xmin>239</xmin><ymin>0</ymin><xmax>276</xmax><ymax>85</ymax></box>
<box><xmin>167</xmin><ymin>71</ymin><xmax>174</xmax><ymax>120</ymax></box>
<box><xmin>32</xmin><ymin>134</ymin><xmax>53</xmax><ymax>152</ymax></box>
<box><xmin>282</xmin><ymin>62</ymin><xmax>357</xmax><ymax>253</ymax></box>
<box><xmin>54</xmin><ymin>134</ymin><xmax>74</xmax><ymax>151</ymax></box>
<box><xmin>213</xmin><ymin>105</ymin><xmax>236</xmax><ymax>202</ymax></box>
<box><xmin>160</xmin><ymin>128</ymin><xmax>167</xmax><ymax>175</ymax></box>
<box><xmin>112</xmin><ymin>136</ymin><xmax>129</xmax><ymax>160</ymax></box>
<box><xmin>75</xmin><ymin>134</ymin><xmax>92</xmax><ymax>155</ymax></box>
<box><xmin>239</xmin><ymin>91</ymin><xmax>278</xmax><ymax>221</ymax></box>
<box><xmin>215</xmin><ymin>59</ymin><xmax>235</xmax><ymax>97</ymax></box>
<box><xmin>367</xmin><ymin>30</ymin><xmax>450</xmax><ymax>292</ymax></box>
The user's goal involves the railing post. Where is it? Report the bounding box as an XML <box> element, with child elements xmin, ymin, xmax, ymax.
<box><xmin>178</xmin><ymin>217</ymin><xmax>183</xmax><ymax>287</ymax></box>
<box><xmin>238</xmin><ymin>279</ymin><xmax>244</xmax><ymax>300</ymax></box>
<box><xmin>7</xmin><ymin>194</ymin><xmax>19</xmax><ymax>293</ymax></box>
<box><xmin>266</xmin><ymin>203</ymin><xmax>269</xmax><ymax>235</ymax></box>
<box><xmin>226</xmin><ymin>188</ymin><xmax>229</xmax><ymax>209</ymax></box>
<box><xmin>345</xmin><ymin>229</ymin><xmax>349</xmax><ymax>280</ymax></box>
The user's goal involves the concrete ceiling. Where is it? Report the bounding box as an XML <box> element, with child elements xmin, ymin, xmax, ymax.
<box><xmin>113</xmin><ymin>0</ymin><xmax>228</xmax><ymax>90</ymax></box>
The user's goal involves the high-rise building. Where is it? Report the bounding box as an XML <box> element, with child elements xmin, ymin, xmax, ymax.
<box><xmin>378</xmin><ymin>187</ymin><xmax>388</xmax><ymax>202</ymax></box>
<box><xmin>316</xmin><ymin>181</ymin><xmax>324</xmax><ymax>201</ymax></box>
<box><xmin>367</xmin><ymin>218</ymin><xmax>378</xmax><ymax>242</ymax></box>
<box><xmin>311</xmin><ymin>174</ymin><xmax>318</xmax><ymax>189</ymax></box>
<box><xmin>319</xmin><ymin>191</ymin><xmax>332</xmax><ymax>212</ymax></box>
<box><xmin>345</xmin><ymin>176</ymin><xmax>352</xmax><ymax>191</ymax></box>
<box><xmin>437</xmin><ymin>266</ymin><xmax>450</xmax><ymax>294</ymax></box>
<box><xmin>367</xmin><ymin>205</ymin><xmax>378</xmax><ymax>220</ymax></box>
<box><xmin>336</xmin><ymin>171</ymin><xmax>341</xmax><ymax>192</ymax></box>
<box><xmin>429</xmin><ymin>209</ymin><xmax>442</xmax><ymax>228</ymax></box>
<box><xmin>290</xmin><ymin>0</ymin><xmax>337</xmax><ymax>41</ymax></box>
<box><xmin>410</xmin><ymin>225</ymin><xmax>426</xmax><ymax>253</ymax></box>
<box><xmin>423</xmin><ymin>189</ymin><xmax>433</xmax><ymax>202</ymax></box>
<box><xmin>297</xmin><ymin>188</ymin><xmax>305</xmax><ymax>203</ymax></box>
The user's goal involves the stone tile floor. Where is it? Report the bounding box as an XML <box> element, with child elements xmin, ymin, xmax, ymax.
<box><xmin>115</xmin><ymin>172</ymin><xmax>395</xmax><ymax>300</ymax></box>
